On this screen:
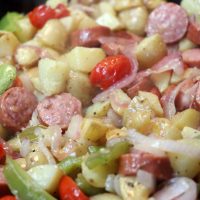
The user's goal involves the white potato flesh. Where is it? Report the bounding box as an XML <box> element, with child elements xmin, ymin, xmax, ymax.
<box><xmin>90</xmin><ymin>193</ymin><xmax>122</xmax><ymax>200</ymax></box>
<box><xmin>28</xmin><ymin>164</ymin><xmax>63</xmax><ymax>193</ymax></box>
<box><xmin>67</xmin><ymin>46</ymin><xmax>106</xmax><ymax>73</ymax></box>
<box><xmin>38</xmin><ymin>58</ymin><xmax>69</xmax><ymax>96</ymax></box>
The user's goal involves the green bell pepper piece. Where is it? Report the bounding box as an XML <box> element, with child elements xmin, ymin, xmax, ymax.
<box><xmin>0</xmin><ymin>64</ymin><xmax>16</xmax><ymax>95</ymax></box>
<box><xmin>58</xmin><ymin>156</ymin><xmax>82</xmax><ymax>175</ymax></box>
<box><xmin>86</xmin><ymin>141</ymin><xmax>132</xmax><ymax>169</ymax></box>
<box><xmin>76</xmin><ymin>173</ymin><xmax>104</xmax><ymax>196</ymax></box>
<box><xmin>3</xmin><ymin>157</ymin><xmax>56</xmax><ymax>200</ymax></box>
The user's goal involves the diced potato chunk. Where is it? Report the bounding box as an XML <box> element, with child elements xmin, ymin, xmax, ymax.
<box><xmin>91</xmin><ymin>194</ymin><xmax>122</xmax><ymax>200</ymax></box>
<box><xmin>36</xmin><ymin>19</ymin><xmax>68</xmax><ymax>52</ymax></box>
<box><xmin>38</xmin><ymin>58</ymin><xmax>69</xmax><ymax>96</ymax></box>
<box><xmin>46</xmin><ymin>0</ymin><xmax>67</xmax><ymax>8</ymax></box>
<box><xmin>98</xmin><ymin>2</ymin><xmax>116</xmax><ymax>16</ymax></box>
<box><xmin>110</xmin><ymin>89</ymin><xmax>131</xmax><ymax>116</ymax></box>
<box><xmin>82</xmin><ymin>159</ymin><xmax>116</xmax><ymax>188</ymax></box>
<box><xmin>181</xmin><ymin>0</ymin><xmax>200</xmax><ymax>16</ymax></box>
<box><xmin>0</xmin><ymin>31</ymin><xmax>20</xmax><ymax>58</ymax></box>
<box><xmin>67</xmin><ymin>47</ymin><xmax>106</xmax><ymax>73</ymax></box>
<box><xmin>181</xmin><ymin>127</ymin><xmax>200</xmax><ymax>139</ymax></box>
<box><xmin>135</xmin><ymin>34</ymin><xmax>167</xmax><ymax>69</ymax></box>
<box><xmin>60</xmin><ymin>16</ymin><xmax>79</xmax><ymax>34</ymax></box>
<box><xmin>152</xmin><ymin>118</ymin><xmax>182</xmax><ymax>140</ymax></box>
<box><xmin>178</xmin><ymin>38</ymin><xmax>197</xmax><ymax>52</ymax></box>
<box><xmin>119</xmin><ymin>176</ymin><xmax>151</xmax><ymax>200</ymax></box>
<box><xmin>15</xmin><ymin>17</ymin><xmax>37</xmax><ymax>42</ymax></box>
<box><xmin>78</xmin><ymin>13</ymin><xmax>97</xmax><ymax>30</ymax></box>
<box><xmin>138</xmin><ymin>91</ymin><xmax>163</xmax><ymax>117</ymax></box>
<box><xmin>112</xmin><ymin>0</ymin><xmax>144</xmax><ymax>11</ymax></box>
<box><xmin>28</xmin><ymin>164</ymin><xmax>63</xmax><ymax>193</ymax></box>
<box><xmin>119</xmin><ymin>7</ymin><xmax>148</xmax><ymax>36</ymax></box>
<box><xmin>144</xmin><ymin>0</ymin><xmax>166</xmax><ymax>10</ymax></box>
<box><xmin>81</xmin><ymin>118</ymin><xmax>110</xmax><ymax>142</ymax></box>
<box><xmin>168</xmin><ymin>139</ymin><xmax>200</xmax><ymax>178</ymax></box>
<box><xmin>67</xmin><ymin>70</ymin><xmax>94</xmax><ymax>106</ymax></box>
<box><xmin>150</xmin><ymin>71</ymin><xmax>172</xmax><ymax>93</ymax></box>
<box><xmin>85</xmin><ymin>101</ymin><xmax>110</xmax><ymax>118</ymax></box>
<box><xmin>96</xmin><ymin>13</ymin><xmax>124</xmax><ymax>31</ymax></box>
<box><xmin>171</xmin><ymin>109</ymin><xmax>200</xmax><ymax>130</ymax></box>
<box><xmin>106</xmin><ymin>128</ymin><xmax>127</xmax><ymax>141</ymax></box>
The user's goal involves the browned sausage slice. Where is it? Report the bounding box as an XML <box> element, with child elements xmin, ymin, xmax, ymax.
<box><xmin>37</xmin><ymin>93</ymin><xmax>82</xmax><ymax>129</ymax></box>
<box><xmin>182</xmin><ymin>48</ymin><xmax>200</xmax><ymax>67</ymax></box>
<box><xmin>70</xmin><ymin>26</ymin><xmax>111</xmax><ymax>47</ymax></box>
<box><xmin>187</xmin><ymin>17</ymin><xmax>200</xmax><ymax>45</ymax></box>
<box><xmin>119</xmin><ymin>150</ymin><xmax>173</xmax><ymax>180</ymax></box>
<box><xmin>146</xmin><ymin>3</ymin><xmax>188</xmax><ymax>43</ymax></box>
<box><xmin>0</xmin><ymin>87</ymin><xmax>37</xmax><ymax>132</ymax></box>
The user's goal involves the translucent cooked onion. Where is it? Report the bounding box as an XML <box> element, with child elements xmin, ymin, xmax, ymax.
<box><xmin>127</xmin><ymin>129</ymin><xmax>200</xmax><ymax>159</ymax></box>
<box><xmin>136</xmin><ymin>170</ymin><xmax>156</xmax><ymax>193</ymax></box>
<box><xmin>20</xmin><ymin>139</ymin><xmax>30</xmax><ymax>157</ymax></box>
<box><xmin>153</xmin><ymin>177</ymin><xmax>197</xmax><ymax>200</ymax></box>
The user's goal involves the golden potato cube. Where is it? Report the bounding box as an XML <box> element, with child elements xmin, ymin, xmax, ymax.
<box><xmin>151</xmin><ymin>118</ymin><xmax>182</xmax><ymax>140</ymax></box>
<box><xmin>81</xmin><ymin>118</ymin><xmax>110</xmax><ymax>142</ymax></box>
<box><xmin>171</xmin><ymin>109</ymin><xmax>200</xmax><ymax>130</ymax></box>
<box><xmin>138</xmin><ymin>91</ymin><xmax>163</xmax><ymax>117</ymax></box>
<box><xmin>144</xmin><ymin>0</ymin><xmax>166</xmax><ymax>10</ymax></box>
<box><xmin>181</xmin><ymin>127</ymin><xmax>200</xmax><ymax>139</ymax></box>
<box><xmin>112</xmin><ymin>0</ymin><xmax>144</xmax><ymax>11</ymax></box>
<box><xmin>67</xmin><ymin>47</ymin><xmax>106</xmax><ymax>73</ymax></box>
<box><xmin>168</xmin><ymin>139</ymin><xmax>200</xmax><ymax>178</ymax></box>
<box><xmin>86</xmin><ymin>101</ymin><xmax>111</xmax><ymax>118</ymax></box>
<box><xmin>110</xmin><ymin>89</ymin><xmax>131</xmax><ymax>116</ymax></box>
<box><xmin>67</xmin><ymin>70</ymin><xmax>95</xmax><ymax>106</ymax></box>
<box><xmin>106</xmin><ymin>128</ymin><xmax>127</xmax><ymax>141</ymax></box>
<box><xmin>135</xmin><ymin>34</ymin><xmax>167</xmax><ymax>69</ymax></box>
<box><xmin>119</xmin><ymin>7</ymin><xmax>149</xmax><ymax>36</ymax></box>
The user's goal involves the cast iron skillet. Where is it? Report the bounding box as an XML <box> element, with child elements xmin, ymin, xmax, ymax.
<box><xmin>0</xmin><ymin>0</ymin><xmax>181</xmax><ymax>17</ymax></box>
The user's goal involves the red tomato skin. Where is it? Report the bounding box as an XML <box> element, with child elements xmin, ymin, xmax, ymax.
<box><xmin>55</xmin><ymin>4</ymin><xmax>70</xmax><ymax>18</ymax></box>
<box><xmin>90</xmin><ymin>55</ymin><xmax>132</xmax><ymax>90</ymax></box>
<box><xmin>28</xmin><ymin>5</ymin><xmax>56</xmax><ymax>28</ymax></box>
<box><xmin>59</xmin><ymin>176</ymin><xmax>89</xmax><ymax>200</ymax></box>
<box><xmin>0</xmin><ymin>196</ymin><xmax>16</xmax><ymax>200</ymax></box>
<box><xmin>0</xmin><ymin>143</ymin><xmax>6</xmax><ymax>165</ymax></box>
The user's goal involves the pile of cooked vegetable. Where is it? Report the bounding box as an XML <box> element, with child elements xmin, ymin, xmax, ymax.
<box><xmin>1</xmin><ymin>0</ymin><xmax>200</xmax><ymax>199</ymax></box>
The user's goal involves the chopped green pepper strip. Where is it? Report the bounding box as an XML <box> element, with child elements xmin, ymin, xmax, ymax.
<box><xmin>76</xmin><ymin>173</ymin><xmax>104</xmax><ymax>196</ymax></box>
<box><xmin>3</xmin><ymin>157</ymin><xmax>56</xmax><ymax>200</ymax></box>
<box><xmin>19</xmin><ymin>125</ymin><xmax>47</xmax><ymax>142</ymax></box>
<box><xmin>88</xmin><ymin>146</ymin><xmax>102</xmax><ymax>154</ymax></box>
<box><xmin>86</xmin><ymin>141</ymin><xmax>132</xmax><ymax>169</ymax></box>
<box><xmin>0</xmin><ymin>64</ymin><xmax>16</xmax><ymax>95</ymax></box>
<box><xmin>58</xmin><ymin>156</ymin><xmax>82</xmax><ymax>175</ymax></box>
<box><xmin>0</xmin><ymin>12</ymin><xmax>23</xmax><ymax>32</ymax></box>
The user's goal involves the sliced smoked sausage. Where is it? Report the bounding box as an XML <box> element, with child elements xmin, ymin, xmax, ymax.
<box><xmin>0</xmin><ymin>87</ymin><xmax>37</xmax><ymax>132</ymax></box>
<box><xmin>146</xmin><ymin>3</ymin><xmax>188</xmax><ymax>43</ymax></box>
<box><xmin>182</xmin><ymin>48</ymin><xmax>200</xmax><ymax>67</ymax></box>
<box><xmin>70</xmin><ymin>26</ymin><xmax>111</xmax><ymax>47</ymax></box>
<box><xmin>37</xmin><ymin>93</ymin><xmax>82</xmax><ymax>129</ymax></box>
<box><xmin>187</xmin><ymin>17</ymin><xmax>200</xmax><ymax>45</ymax></box>
<box><xmin>119</xmin><ymin>150</ymin><xmax>173</xmax><ymax>180</ymax></box>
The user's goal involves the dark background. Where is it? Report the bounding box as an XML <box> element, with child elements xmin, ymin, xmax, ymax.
<box><xmin>0</xmin><ymin>0</ymin><xmax>181</xmax><ymax>17</ymax></box>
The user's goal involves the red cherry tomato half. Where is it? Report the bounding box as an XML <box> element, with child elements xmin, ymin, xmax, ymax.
<box><xmin>55</xmin><ymin>4</ymin><xmax>70</xmax><ymax>18</ymax></box>
<box><xmin>90</xmin><ymin>55</ymin><xmax>132</xmax><ymax>90</ymax></box>
<box><xmin>59</xmin><ymin>176</ymin><xmax>89</xmax><ymax>200</ymax></box>
<box><xmin>28</xmin><ymin>5</ymin><xmax>56</xmax><ymax>29</ymax></box>
<box><xmin>0</xmin><ymin>196</ymin><xmax>16</xmax><ymax>200</ymax></box>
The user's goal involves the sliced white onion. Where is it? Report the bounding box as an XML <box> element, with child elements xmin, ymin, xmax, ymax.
<box><xmin>38</xmin><ymin>139</ymin><xmax>56</xmax><ymax>165</ymax></box>
<box><xmin>153</xmin><ymin>177</ymin><xmax>197</xmax><ymax>200</ymax></box>
<box><xmin>20</xmin><ymin>139</ymin><xmax>30</xmax><ymax>157</ymax></box>
<box><xmin>136</xmin><ymin>170</ymin><xmax>156</xmax><ymax>193</ymax></box>
<box><xmin>19</xmin><ymin>71</ymin><xmax>35</xmax><ymax>92</ymax></box>
<box><xmin>127</xmin><ymin>129</ymin><xmax>200</xmax><ymax>159</ymax></box>
<box><xmin>65</xmin><ymin>114</ymin><xmax>83</xmax><ymax>140</ymax></box>
<box><xmin>104</xmin><ymin>108</ymin><xmax>122</xmax><ymax>128</ymax></box>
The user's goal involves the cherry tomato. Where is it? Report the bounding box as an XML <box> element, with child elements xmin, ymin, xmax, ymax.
<box><xmin>90</xmin><ymin>55</ymin><xmax>132</xmax><ymax>90</ymax></box>
<box><xmin>55</xmin><ymin>4</ymin><xmax>70</xmax><ymax>18</ymax></box>
<box><xmin>0</xmin><ymin>196</ymin><xmax>16</xmax><ymax>200</ymax></box>
<box><xmin>0</xmin><ymin>143</ymin><xmax>6</xmax><ymax>165</ymax></box>
<box><xmin>59</xmin><ymin>176</ymin><xmax>89</xmax><ymax>200</ymax></box>
<box><xmin>28</xmin><ymin>5</ymin><xmax>56</xmax><ymax>28</ymax></box>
